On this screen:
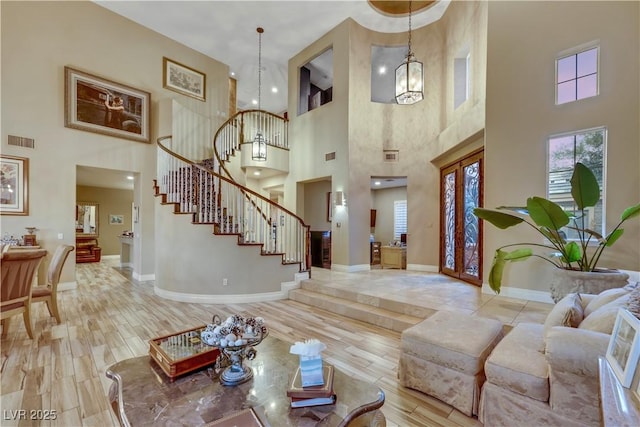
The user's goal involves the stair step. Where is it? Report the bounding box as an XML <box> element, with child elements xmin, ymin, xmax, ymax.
<box><xmin>288</xmin><ymin>288</ymin><xmax>425</xmax><ymax>333</ymax></box>
<box><xmin>300</xmin><ymin>278</ymin><xmax>436</xmax><ymax>319</ymax></box>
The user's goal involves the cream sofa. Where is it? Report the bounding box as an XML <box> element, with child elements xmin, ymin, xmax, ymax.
<box><xmin>479</xmin><ymin>283</ymin><xmax>639</xmax><ymax>427</ymax></box>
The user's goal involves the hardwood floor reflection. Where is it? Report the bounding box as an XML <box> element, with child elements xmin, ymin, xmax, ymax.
<box><xmin>1</xmin><ymin>260</ymin><xmax>550</xmax><ymax>427</ymax></box>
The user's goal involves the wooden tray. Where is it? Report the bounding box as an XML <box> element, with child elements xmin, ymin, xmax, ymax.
<box><xmin>149</xmin><ymin>325</ymin><xmax>220</xmax><ymax>380</ymax></box>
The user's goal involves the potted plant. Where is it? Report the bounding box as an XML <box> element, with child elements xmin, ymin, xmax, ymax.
<box><xmin>474</xmin><ymin>162</ymin><xmax>640</xmax><ymax>300</ymax></box>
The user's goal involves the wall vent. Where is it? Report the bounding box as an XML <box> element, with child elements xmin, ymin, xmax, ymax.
<box><xmin>383</xmin><ymin>150</ymin><xmax>399</xmax><ymax>162</ymax></box>
<box><xmin>325</xmin><ymin>152</ymin><xmax>336</xmax><ymax>161</ymax></box>
<box><xmin>8</xmin><ymin>135</ymin><xmax>35</xmax><ymax>149</ymax></box>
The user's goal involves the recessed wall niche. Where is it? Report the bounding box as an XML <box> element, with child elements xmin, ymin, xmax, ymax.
<box><xmin>298</xmin><ymin>47</ymin><xmax>333</xmax><ymax>115</ymax></box>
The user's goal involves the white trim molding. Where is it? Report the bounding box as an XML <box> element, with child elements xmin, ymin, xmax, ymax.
<box><xmin>154</xmin><ymin>284</ymin><xmax>291</xmax><ymax>304</ymax></box>
<box><xmin>58</xmin><ymin>281</ymin><xmax>78</xmax><ymax>291</ymax></box>
<box><xmin>407</xmin><ymin>264</ymin><xmax>439</xmax><ymax>272</ymax></box>
<box><xmin>482</xmin><ymin>283</ymin><xmax>554</xmax><ymax>304</ymax></box>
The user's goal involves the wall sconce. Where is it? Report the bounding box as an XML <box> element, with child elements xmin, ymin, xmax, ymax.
<box><xmin>334</xmin><ymin>191</ymin><xmax>345</xmax><ymax>206</ymax></box>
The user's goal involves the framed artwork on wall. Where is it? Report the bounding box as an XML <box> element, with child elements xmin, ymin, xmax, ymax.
<box><xmin>64</xmin><ymin>66</ymin><xmax>151</xmax><ymax>143</ymax></box>
<box><xmin>0</xmin><ymin>155</ymin><xmax>29</xmax><ymax>215</ymax></box>
<box><xmin>109</xmin><ymin>214</ymin><xmax>124</xmax><ymax>225</ymax></box>
<box><xmin>606</xmin><ymin>308</ymin><xmax>640</xmax><ymax>387</ymax></box>
<box><xmin>163</xmin><ymin>57</ymin><xmax>206</xmax><ymax>101</ymax></box>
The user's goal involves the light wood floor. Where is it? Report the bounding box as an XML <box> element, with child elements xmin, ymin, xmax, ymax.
<box><xmin>1</xmin><ymin>260</ymin><xmax>549</xmax><ymax>427</ymax></box>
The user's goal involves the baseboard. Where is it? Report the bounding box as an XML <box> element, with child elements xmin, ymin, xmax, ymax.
<box><xmin>58</xmin><ymin>281</ymin><xmax>78</xmax><ymax>291</ymax></box>
<box><xmin>133</xmin><ymin>272</ymin><xmax>155</xmax><ymax>282</ymax></box>
<box><xmin>331</xmin><ymin>264</ymin><xmax>370</xmax><ymax>273</ymax></box>
<box><xmin>154</xmin><ymin>286</ymin><xmax>288</xmax><ymax>304</ymax></box>
<box><xmin>407</xmin><ymin>264</ymin><xmax>439</xmax><ymax>272</ymax></box>
<box><xmin>482</xmin><ymin>283</ymin><xmax>554</xmax><ymax>304</ymax></box>
<box><xmin>101</xmin><ymin>255</ymin><xmax>119</xmax><ymax>260</ymax></box>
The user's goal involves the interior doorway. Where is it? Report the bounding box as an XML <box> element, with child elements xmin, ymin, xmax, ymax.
<box><xmin>439</xmin><ymin>150</ymin><xmax>483</xmax><ymax>286</ymax></box>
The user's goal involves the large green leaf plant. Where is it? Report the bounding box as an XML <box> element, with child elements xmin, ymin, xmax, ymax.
<box><xmin>474</xmin><ymin>162</ymin><xmax>640</xmax><ymax>294</ymax></box>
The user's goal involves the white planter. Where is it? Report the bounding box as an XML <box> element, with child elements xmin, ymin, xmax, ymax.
<box><xmin>549</xmin><ymin>269</ymin><xmax>630</xmax><ymax>303</ymax></box>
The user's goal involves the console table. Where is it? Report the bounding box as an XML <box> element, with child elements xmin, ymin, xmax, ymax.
<box><xmin>598</xmin><ymin>357</ymin><xmax>640</xmax><ymax>426</ymax></box>
<box><xmin>380</xmin><ymin>246</ymin><xmax>406</xmax><ymax>269</ymax></box>
<box><xmin>106</xmin><ymin>335</ymin><xmax>385</xmax><ymax>426</ymax></box>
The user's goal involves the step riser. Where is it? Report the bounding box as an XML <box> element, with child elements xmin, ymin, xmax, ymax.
<box><xmin>301</xmin><ymin>279</ymin><xmax>433</xmax><ymax>318</ymax></box>
<box><xmin>289</xmin><ymin>289</ymin><xmax>418</xmax><ymax>333</ymax></box>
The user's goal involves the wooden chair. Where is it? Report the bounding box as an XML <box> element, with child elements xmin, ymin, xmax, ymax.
<box><xmin>1</xmin><ymin>249</ymin><xmax>47</xmax><ymax>339</ymax></box>
<box><xmin>31</xmin><ymin>244</ymin><xmax>74</xmax><ymax>324</ymax></box>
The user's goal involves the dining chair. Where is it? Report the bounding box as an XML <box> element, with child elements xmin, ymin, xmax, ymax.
<box><xmin>1</xmin><ymin>249</ymin><xmax>47</xmax><ymax>339</ymax></box>
<box><xmin>31</xmin><ymin>244</ymin><xmax>74</xmax><ymax>324</ymax></box>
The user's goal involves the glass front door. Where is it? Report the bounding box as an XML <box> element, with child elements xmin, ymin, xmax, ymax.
<box><xmin>440</xmin><ymin>150</ymin><xmax>483</xmax><ymax>285</ymax></box>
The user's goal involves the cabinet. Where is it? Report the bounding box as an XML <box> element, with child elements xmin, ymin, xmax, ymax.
<box><xmin>371</xmin><ymin>242</ymin><xmax>381</xmax><ymax>265</ymax></box>
<box><xmin>381</xmin><ymin>246</ymin><xmax>406</xmax><ymax>269</ymax></box>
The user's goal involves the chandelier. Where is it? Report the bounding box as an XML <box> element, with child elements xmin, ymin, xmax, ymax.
<box><xmin>395</xmin><ymin>1</ymin><xmax>424</xmax><ymax>104</ymax></box>
<box><xmin>252</xmin><ymin>27</ymin><xmax>267</xmax><ymax>161</ymax></box>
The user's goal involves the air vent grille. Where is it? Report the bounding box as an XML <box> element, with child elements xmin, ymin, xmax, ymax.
<box><xmin>8</xmin><ymin>135</ymin><xmax>35</xmax><ymax>149</ymax></box>
<box><xmin>383</xmin><ymin>150</ymin><xmax>399</xmax><ymax>162</ymax></box>
<box><xmin>325</xmin><ymin>152</ymin><xmax>336</xmax><ymax>161</ymax></box>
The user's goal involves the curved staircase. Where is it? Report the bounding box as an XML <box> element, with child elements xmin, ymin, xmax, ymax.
<box><xmin>153</xmin><ymin>105</ymin><xmax>309</xmax><ymax>301</ymax></box>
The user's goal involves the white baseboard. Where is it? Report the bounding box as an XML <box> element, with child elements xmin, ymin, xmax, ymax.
<box><xmin>331</xmin><ymin>264</ymin><xmax>370</xmax><ymax>273</ymax></box>
<box><xmin>482</xmin><ymin>283</ymin><xmax>554</xmax><ymax>304</ymax></box>
<box><xmin>101</xmin><ymin>255</ymin><xmax>119</xmax><ymax>260</ymax></box>
<box><xmin>154</xmin><ymin>286</ymin><xmax>288</xmax><ymax>304</ymax></box>
<box><xmin>407</xmin><ymin>264</ymin><xmax>439</xmax><ymax>273</ymax></box>
<box><xmin>133</xmin><ymin>272</ymin><xmax>155</xmax><ymax>282</ymax></box>
<box><xmin>58</xmin><ymin>281</ymin><xmax>78</xmax><ymax>291</ymax></box>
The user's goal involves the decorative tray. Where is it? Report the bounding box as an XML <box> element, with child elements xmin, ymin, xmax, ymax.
<box><xmin>149</xmin><ymin>325</ymin><xmax>220</xmax><ymax>381</ymax></box>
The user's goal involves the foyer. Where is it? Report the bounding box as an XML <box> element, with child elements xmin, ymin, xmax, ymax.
<box><xmin>0</xmin><ymin>259</ymin><xmax>552</xmax><ymax>427</ymax></box>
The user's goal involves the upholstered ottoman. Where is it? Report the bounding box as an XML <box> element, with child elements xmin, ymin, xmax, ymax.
<box><xmin>398</xmin><ymin>310</ymin><xmax>504</xmax><ymax>416</ymax></box>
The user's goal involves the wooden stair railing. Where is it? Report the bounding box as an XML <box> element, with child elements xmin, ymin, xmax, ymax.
<box><xmin>156</xmin><ymin>136</ymin><xmax>310</xmax><ymax>272</ymax></box>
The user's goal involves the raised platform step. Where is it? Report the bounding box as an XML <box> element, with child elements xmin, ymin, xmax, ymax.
<box><xmin>288</xmin><ymin>283</ymin><xmax>430</xmax><ymax>333</ymax></box>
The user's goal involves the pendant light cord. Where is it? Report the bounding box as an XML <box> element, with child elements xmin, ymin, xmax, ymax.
<box><xmin>257</xmin><ymin>27</ymin><xmax>263</xmax><ymax>112</ymax></box>
<box><xmin>407</xmin><ymin>1</ymin><xmax>413</xmax><ymax>57</ymax></box>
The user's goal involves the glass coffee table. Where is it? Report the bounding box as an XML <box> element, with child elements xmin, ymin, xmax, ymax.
<box><xmin>106</xmin><ymin>335</ymin><xmax>385</xmax><ymax>426</ymax></box>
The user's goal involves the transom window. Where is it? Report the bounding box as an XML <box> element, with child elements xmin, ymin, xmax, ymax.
<box><xmin>547</xmin><ymin>127</ymin><xmax>606</xmax><ymax>239</ymax></box>
<box><xmin>556</xmin><ymin>46</ymin><xmax>599</xmax><ymax>105</ymax></box>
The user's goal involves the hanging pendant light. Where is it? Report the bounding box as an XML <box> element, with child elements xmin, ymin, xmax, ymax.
<box><xmin>252</xmin><ymin>27</ymin><xmax>267</xmax><ymax>161</ymax></box>
<box><xmin>395</xmin><ymin>1</ymin><xmax>423</xmax><ymax>104</ymax></box>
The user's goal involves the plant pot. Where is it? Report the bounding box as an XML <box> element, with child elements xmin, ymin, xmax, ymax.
<box><xmin>549</xmin><ymin>268</ymin><xmax>630</xmax><ymax>303</ymax></box>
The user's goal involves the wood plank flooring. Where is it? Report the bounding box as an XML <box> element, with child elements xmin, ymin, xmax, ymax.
<box><xmin>0</xmin><ymin>261</ymin><xmax>499</xmax><ymax>427</ymax></box>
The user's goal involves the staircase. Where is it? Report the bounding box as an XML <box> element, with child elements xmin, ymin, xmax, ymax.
<box><xmin>154</xmin><ymin>107</ymin><xmax>309</xmax><ymax>282</ymax></box>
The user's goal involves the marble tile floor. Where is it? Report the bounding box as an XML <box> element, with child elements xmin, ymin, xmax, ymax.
<box><xmin>0</xmin><ymin>260</ymin><xmax>553</xmax><ymax>427</ymax></box>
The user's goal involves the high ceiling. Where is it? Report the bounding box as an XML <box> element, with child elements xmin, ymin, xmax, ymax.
<box><xmin>95</xmin><ymin>0</ymin><xmax>450</xmax><ymax>113</ymax></box>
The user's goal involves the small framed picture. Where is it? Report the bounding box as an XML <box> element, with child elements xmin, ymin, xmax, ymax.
<box><xmin>606</xmin><ymin>308</ymin><xmax>640</xmax><ymax>387</ymax></box>
<box><xmin>109</xmin><ymin>214</ymin><xmax>124</xmax><ymax>225</ymax></box>
<box><xmin>0</xmin><ymin>155</ymin><xmax>29</xmax><ymax>215</ymax></box>
<box><xmin>163</xmin><ymin>57</ymin><xmax>206</xmax><ymax>101</ymax></box>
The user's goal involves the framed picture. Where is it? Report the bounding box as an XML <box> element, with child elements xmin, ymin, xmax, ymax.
<box><xmin>327</xmin><ymin>192</ymin><xmax>332</xmax><ymax>222</ymax></box>
<box><xmin>606</xmin><ymin>308</ymin><xmax>640</xmax><ymax>387</ymax></box>
<box><xmin>1</xmin><ymin>155</ymin><xmax>29</xmax><ymax>215</ymax></box>
<box><xmin>65</xmin><ymin>66</ymin><xmax>151</xmax><ymax>143</ymax></box>
<box><xmin>163</xmin><ymin>57</ymin><xmax>206</xmax><ymax>101</ymax></box>
<box><xmin>109</xmin><ymin>214</ymin><xmax>124</xmax><ymax>225</ymax></box>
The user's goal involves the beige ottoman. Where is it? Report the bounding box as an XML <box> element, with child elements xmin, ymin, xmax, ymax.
<box><xmin>398</xmin><ymin>310</ymin><xmax>504</xmax><ymax>416</ymax></box>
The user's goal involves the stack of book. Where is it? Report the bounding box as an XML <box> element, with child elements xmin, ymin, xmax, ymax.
<box><xmin>286</xmin><ymin>365</ymin><xmax>336</xmax><ymax>408</ymax></box>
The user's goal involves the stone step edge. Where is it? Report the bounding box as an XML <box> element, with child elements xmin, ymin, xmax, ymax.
<box><xmin>288</xmin><ymin>288</ymin><xmax>424</xmax><ymax>333</ymax></box>
<box><xmin>300</xmin><ymin>278</ymin><xmax>434</xmax><ymax>318</ymax></box>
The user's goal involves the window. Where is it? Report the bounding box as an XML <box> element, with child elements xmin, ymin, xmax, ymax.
<box><xmin>556</xmin><ymin>46</ymin><xmax>598</xmax><ymax>105</ymax></box>
<box><xmin>394</xmin><ymin>200</ymin><xmax>407</xmax><ymax>241</ymax></box>
<box><xmin>547</xmin><ymin>127</ymin><xmax>605</xmax><ymax>239</ymax></box>
<box><xmin>454</xmin><ymin>46</ymin><xmax>470</xmax><ymax>109</ymax></box>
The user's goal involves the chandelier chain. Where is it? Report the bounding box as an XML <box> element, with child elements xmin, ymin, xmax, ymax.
<box><xmin>258</xmin><ymin>29</ymin><xmax>262</xmax><ymax>112</ymax></box>
<box><xmin>407</xmin><ymin>1</ymin><xmax>413</xmax><ymax>56</ymax></box>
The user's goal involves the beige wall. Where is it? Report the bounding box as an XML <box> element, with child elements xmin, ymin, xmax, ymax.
<box><xmin>287</xmin><ymin>1</ymin><xmax>488</xmax><ymax>271</ymax></box>
<box><xmin>1</xmin><ymin>1</ymin><xmax>229</xmax><ymax>284</ymax></box>
<box><xmin>372</xmin><ymin>187</ymin><xmax>408</xmax><ymax>245</ymax></box>
<box><xmin>485</xmin><ymin>1</ymin><xmax>640</xmax><ymax>291</ymax></box>
<box><xmin>76</xmin><ymin>186</ymin><xmax>133</xmax><ymax>256</ymax></box>
<box><xmin>303</xmin><ymin>180</ymin><xmax>332</xmax><ymax>232</ymax></box>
